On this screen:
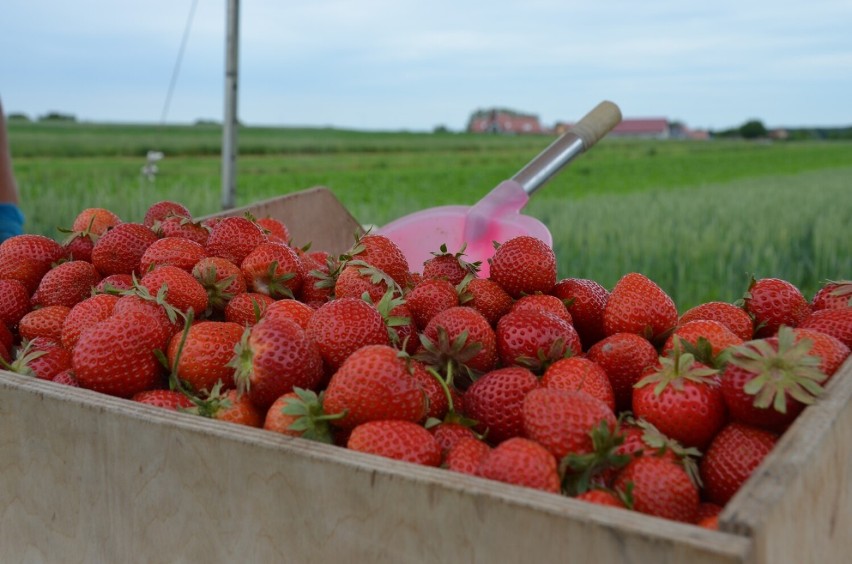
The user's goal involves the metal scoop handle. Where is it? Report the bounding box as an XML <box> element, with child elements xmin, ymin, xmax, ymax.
<box><xmin>512</xmin><ymin>100</ymin><xmax>622</xmax><ymax>195</ymax></box>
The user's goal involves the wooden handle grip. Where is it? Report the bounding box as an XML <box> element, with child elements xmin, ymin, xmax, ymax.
<box><xmin>569</xmin><ymin>100</ymin><xmax>622</xmax><ymax>150</ymax></box>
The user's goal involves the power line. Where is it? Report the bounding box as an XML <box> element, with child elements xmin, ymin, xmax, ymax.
<box><xmin>160</xmin><ymin>0</ymin><xmax>201</xmax><ymax>124</ymax></box>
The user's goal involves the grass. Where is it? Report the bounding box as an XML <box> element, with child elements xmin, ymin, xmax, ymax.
<box><xmin>8</xmin><ymin>122</ymin><xmax>852</xmax><ymax>310</ymax></box>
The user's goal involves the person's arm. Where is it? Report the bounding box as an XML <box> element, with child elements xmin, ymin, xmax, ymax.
<box><xmin>0</xmin><ymin>97</ymin><xmax>25</xmax><ymax>240</ymax></box>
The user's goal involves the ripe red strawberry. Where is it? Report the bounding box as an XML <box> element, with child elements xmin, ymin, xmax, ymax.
<box><xmin>61</xmin><ymin>294</ymin><xmax>120</xmax><ymax>349</ymax></box>
<box><xmin>71</xmin><ymin>207</ymin><xmax>121</xmax><ymax>235</ymax></box>
<box><xmin>699</xmin><ymin>422</ymin><xmax>777</xmax><ymax>506</ymax></box>
<box><xmin>475</xmin><ymin>436</ymin><xmax>561</xmax><ymax>493</ymax></box>
<box><xmin>420</xmin><ymin>306</ymin><xmax>499</xmax><ymax>379</ymax></box>
<box><xmin>421</xmin><ymin>243</ymin><xmax>479</xmax><ymax>285</ymax></box>
<box><xmin>132</xmin><ymin>389</ymin><xmax>194</xmax><ymax>411</ymax></box>
<box><xmin>240</xmin><ymin>241</ymin><xmax>304</xmax><ymax>299</ymax></box>
<box><xmin>94</xmin><ymin>274</ymin><xmax>135</xmax><ymax>294</ymax></box>
<box><xmin>263</xmin><ymin>391</ymin><xmax>304</xmax><ymax>436</ymax></box>
<box><xmin>678</xmin><ymin>301</ymin><xmax>754</xmax><ymax>341</ymax></box>
<box><xmin>5</xmin><ymin>337</ymin><xmax>73</xmax><ymax>381</ymax></box>
<box><xmin>63</xmin><ymin>233</ymin><xmax>96</xmax><ymax>263</ymax></box>
<box><xmin>405</xmin><ymin>277</ymin><xmax>459</xmax><ymax>330</ymax></box>
<box><xmin>157</xmin><ymin>215</ymin><xmax>210</xmax><ymax>245</ymax></box>
<box><xmin>722</xmin><ymin>327</ymin><xmax>829</xmax><ymax>433</ymax></box>
<box><xmin>31</xmin><ymin>260</ymin><xmax>101</xmax><ymax>309</ymax></box>
<box><xmin>661</xmin><ymin>319</ymin><xmax>744</xmax><ymax>363</ymax></box>
<box><xmin>0</xmin><ymin>234</ymin><xmax>68</xmax><ymax>292</ymax></box>
<box><xmin>73</xmin><ymin>311</ymin><xmax>170</xmax><ymax>397</ymax></box>
<box><xmin>18</xmin><ymin>305</ymin><xmax>70</xmax><ymax>343</ymax></box>
<box><xmin>522</xmin><ymin>387</ymin><xmax>617</xmax><ymax>460</ymax></box>
<box><xmin>463</xmin><ymin>366</ymin><xmax>539</xmax><ymax>444</ymax></box>
<box><xmin>203</xmin><ymin>387</ymin><xmax>264</xmax><ymax>428</ymax></box>
<box><xmin>511</xmin><ymin>293</ymin><xmax>573</xmax><ymax>326</ymax></box>
<box><xmin>410</xmin><ymin>360</ymin><xmax>451</xmax><ymax>421</ymax></box>
<box><xmin>429</xmin><ymin>421</ymin><xmax>477</xmax><ymax>456</ymax></box>
<box><xmin>191</xmin><ymin>256</ymin><xmax>247</xmax><ymax>311</ymax></box>
<box><xmin>586</xmin><ymin>332</ymin><xmax>659</xmax><ymax>413</ymax></box>
<box><xmin>551</xmin><ymin>278</ymin><xmax>609</xmax><ymax>350</ymax></box>
<box><xmin>167</xmin><ymin>320</ymin><xmax>244</xmax><ymax>394</ymax></box>
<box><xmin>262</xmin><ymin>387</ymin><xmax>342</xmax><ymax>443</ymax></box>
<box><xmin>540</xmin><ymin>356</ymin><xmax>615</xmax><ymax>412</ymax></box>
<box><xmin>632</xmin><ymin>344</ymin><xmax>726</xmax><ymax>450</ymax></box>
<box><xmin>0</xmin><ymin>279</ymin><xmax>32</xmax><ymax>330</ymax></box>
<box><xmin>205</xmin><ymin>215</ymin><xmax>267</xmax><ymax>266</ymax></box>
<box><xmin>0</xmin><ymin>322</ymin><xmax>14</xmax><ymax>353</ymax></box>
<box><xmin>614</xmin><ymin>456</ymin><xmax>699</xmax><ymax>523</ymax></box>
<box><xmin>52</xmin><ymin>368</ymin><xmax>79</xmax><ymax>387</ymax></box>
<box><xmin>811</xmin><ymin>280</ymin><xmax>852</xmax><ymax>310</ymax></box>
<box><xmin>743</xmin><ymin>277</ymin><xmax>811</xmax><ymax>338</ymax></box>
<box><xmin>143</xmin><ymin>200</ymin><xmax>191</xmax><ymax>227</ymax></box>
<box><xmin>460</xmin><ymin>277</ymin><xmax>513</xmax><ymax>326</ymax></box>
<box><xmin>262</xmin><ymin>298</ymin><xmax>315</xmax><ymax>330</ymax></box>
<box><xmin>112</xmin><ymin>294</ymin><xmax>183</xmax><ymax>341</ymax></box>
<box><xmin>445</xmin><ymin>436</ymin><xmax>491</xmax><ymax>475</ymax></box>
<box><xmin>232</xmin><ymin>316</ymin><xmax>324</xmax><ymax>410</ymax></box>
<box><xmin>91</xmin><ymin>222</ymin><xmax>158</xmax><ymax>276</ymax></box>
<box><xmin>333</xmin><ymin>263</ymin><xmax>394</xmax><ymax>303</ymax></box>
<box><xmin>139</xmin><ymin>265</ymin><xmax>209</xmax><ymax>318</ymax></box>
<box><xmin>254</xmin><ymin>216</ymin><xmax>290</xmax><ymax>244</ymax></box>
<box><xmin>139</xmin><ymin>236</ymin><xmax>207</xmax><ymax>274</ymax></box>
<box><xmin>488</xmin><ymin>235</ymin><xmax>557</xmax><ymax>298</ymax></box>
<box><xmin>797</xmin><ymin>307</ymin><xmax>852</xmax><ymax>348</ymax></box>
<box><xmin>224</xmin><ymin>292</ymin><xmax>275</xmax><ymax>326</ymax></box>
<box><xmin>306</xmin><ymin>297</ymin><xmax>391</xmax><ymax>374</ymax></box>
<box><xmin>603</xmin><ymin>272</ymin><xmax>678</xmax><ymax>343</ymax></box>
<box><xmin>348</xmin><ymin>233</ymin><xmax>410</xmax><ymax>287</ymax></box>
<box><xmin>347</xmin><ymin>419</ymin><xmax>442</xmax><ymax>467</ymax></box>
<box><xmin>297</xmin><ymin>252</ymin><xmax>333</xmax><ymax>307</ymax></box>
<box><xmin>323</xmin><ymin>344</ymin><xmax>427</xmax><ymax>430</ymax></box>
<box><xmin>575</xmin><ymin>489</ymin><xmax>629</xmax><ymax>509</ymax></box>
<box><xmin>789</xmin><ymin>327</ymin><xmax>849</xmax><ymax>377</ymax></box>
<box><xmin>496</xmin><ymin>308</ymin><xmax>581</xmax><ymax>373</ymax></box>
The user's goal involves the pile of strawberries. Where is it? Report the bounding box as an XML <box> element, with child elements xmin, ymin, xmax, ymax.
<box><xmin>1</xmin><ymin>200</ymin><xmax>850</xmax><ymax>529</ymax></box>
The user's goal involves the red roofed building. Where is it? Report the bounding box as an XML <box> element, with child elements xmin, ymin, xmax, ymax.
<box><xmin>467</xmin><ymin>109</ymin><xmax>544</xmax><ymax>134</ymax></box>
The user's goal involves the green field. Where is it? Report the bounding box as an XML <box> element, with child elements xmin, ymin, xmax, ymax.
<box><xmin>8</xmin><ymin>121</ymin><xmax>852</xmax><ymax>311</ymax></box>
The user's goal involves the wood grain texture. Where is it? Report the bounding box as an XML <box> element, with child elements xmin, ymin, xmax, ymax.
<box><xmin>0</xmin><ymin>371</ymin><xmax>752</xmax><ymax>564</ymax></box>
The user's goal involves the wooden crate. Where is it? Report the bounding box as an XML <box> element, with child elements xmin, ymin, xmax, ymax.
<box><xmin>0</xmin><ymin>187</ymin><xmax>849</xmax><ymax>562</ymax></box>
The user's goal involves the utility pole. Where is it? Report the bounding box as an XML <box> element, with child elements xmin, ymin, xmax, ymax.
<box><xmin>221</xmin><ymin>0</ymin><xmax>239</xmax><ymax>210</ymax></box>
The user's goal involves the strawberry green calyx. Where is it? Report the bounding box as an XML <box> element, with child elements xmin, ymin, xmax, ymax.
<box><xmin>127</xmin><ymin>273</ymin><xmax>183</xmax><ymax>325</ymax></box>
<box><xmin>281</xmin><ymin>387</ymin><xmax>344</xmax><ymax>444</ymax></box>
<box><xmin>728</xmin><ymin>326</ymin><xmax>827</xmax><ymax>413</ymax></box>
<box><xmin>561</xmin><ymin>420</ymin><xmax>631</xmax><ymax>496</ymax></box>
<box><xmin>431</xmin><ymin>243</ymin><xmax>482</xmax><ymax>276</ymax></box>
<box><xmin>0</xmin><ymin>339</ymin><xmax>48</xmax><ymax>377</ymax></box>
<box><xmin>415</xmin><ymin>326</ymin><xmax>483</xmax><ymax>386</ymax></box>
<box><xmin>256</xmin><ymin>260</ymin><xmax>297</xmax><ymax>299</ymax></box>
<box><xmin>635</xmin><ymin>338</ymin><xmax>719</xmax><ymax>396</ymax></box>
<box><xmin>632</xmin><ymin>417</ymin><xmax>703</xmax><ymax>487</ymax></box>
<box><xmin>229</xmin><ymin>326</ymin><xmax>255</xmax><ymax>396</ymax></box>
<box><xmin>368</xmin><ymin>289</ymin><xmax>412</xmax><ymax>347</ymax></box>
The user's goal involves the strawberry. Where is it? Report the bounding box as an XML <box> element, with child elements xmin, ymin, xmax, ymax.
<box><xmin>0</xmin><ymin>234</ymin><xmax>68</xmax><ymax>292</ymax></box>
<box><xmin>495</xmin><ymin>308</ymin><xmax>581</xmax><ymax>373</ymax></box>
<box><xmin>323</xmin><ymin>344</ymin><xmax>427</xmax><ymax>430</ymax></box>
<box><xmin>405</xmin><ymin>277</ymin><xmax>459</xmax><ymax>330</ymax></box>
<box><xmin>255</xmin><ymin>216</ymin><xmax>290</xmax><ymax>244</ymax></box>
<box><xmin>143</xmin><ymin>200</ymin><xmax>191</xmax><ymax>228</ymax></box>
<box><xmin>661</xmin><ymin>319</ymin><xmax>743</xmax><ymax>365</ymax></box>
<box><xmin>262</xmin><ymin>298</ymin><xmax>315</xmax><ymax>330</ymax></box>
<box><xmin>73</xmin><ymin>310</ymin><xmax>170</xmax><ymax>397</ymax></box>
<box><xmin>488</xmin><ymin>235</ymin><xmax>557</xmax><ymax>298</ymax></box>
<box><xmin>263</xmin><ymin>391</ymin><xmax>305</xmax><ymax>437</ymax></box>
<box><xmin>743</xmin><ymin>277</ymin><xmax>811</xmax><ymax>338</ymax></box>
<box><xmin>307</xmin><ymin>297</ymin><xmax>391</xmax><ymax>375</ymax></box>
<box><xmin>348</xmin><ymin>233</ymin><xmax>410</xmax><ymax>287</ymax></box>
<box><xmin>419</xmin><ymin>306</ymin><xmax>498</xmax><ymax>381</ymax></box>
<box><xmin>191</xmin><ymin>256</ymin><xmax>247</xmax><ymax>312</ymax></box>
<box><xmin>458</xmin><ymin>277</ymin><xmax>513</xmax><ymax>326</ymax></box>
<box><xmin>18</xmin><ymin>305</ymin><xmax>70</xmax><ymax>343</ymax></box>
<box><xmin>70</xmin><ymin>207</ymin><xmax>121</xmax><ymax>235</ymax></box>
<box><xmin>31</xmin><ymin>260</ymin><xmax>101</xmax><ymax>309</ymax></box>
<box><xmin>157</xmin><ymin>215</ymin><xmax>210</xmax><ymax>246</ymax></box>
<box><xmin>63</xmin><ymin>233</ymin><xmax>96</xmax><ymax>263</ymax></box>
<box><xmin>632</xmin><ymin>343</ymin><xmax>726</xmax><ymax>450</ymax></box>
<box><xmin>410</xmin><ymin>360</ymin><xmax>451</xmax><ymax>421</ymax></box>
<box><xmin>678</xmin><ymin>301</ymin><xmax>754</xmax><ymax>341</ymax></box>
<box><xmin>463</xmin><ymin>366</ymin><xmax>539</xmax><ymax>444</ymax></box>
<box><xmin>511</xmin><ymin>293</ymin><xmax>573</xmax><ymax>325</ymax></box>
<box><xmin>429</xmin><ymin>421</ymin><xmax>478</xmax><ymax>456</ymax></box>
<box><xmin>91</xmin><ymin>222</ymin><xmax>158</xmax><ymax>276</ymax></box>
<box><xmin>575</xmin><ymin>488</ymin><xmax>629</xmax><ymax>509</ymax></box>
<box><xmin>61</xmin><ymin>294</ymin><xmax>120</xmax><ymax>349</ymax></box>
<box><xmin>51</xmin><ymin>368</ymin><xmax>79</xmax><ymax>387</ymax></box>
<box><xmin>475</xmin><ymin>437</ymin><xmax>561</xmax><ymax>493</ymax></box>
<box><xmin>112</xmin><ymin>294</ymin><xmax>183</xmax><ymax>341</ymax></box>
<box><xmin>347</xmin><ymin>419</ymin><xmax>442</xmax><ymax>467</ymax></box>
<box><xmin>540</xmin><ymin>356</ymin><xmax>615</xmax><ymax>412</ymax></box>
<box><xmin>139</xmin><ymin>236</ymin><xmax>207</xmax><ymax>274</ymax></box>
<box><xmin>721</xmin><ymin>327</ymin><xmax>828</xmax><ymax>433</ymax></box>
<box><xmin>586</xmin><ymin>332</ymin><xmax>659</xmax><ymax>413</ymax></box>
<box><xmin>0</xmin><ymin>279</ymin><xmax>32</xmax><ymax>330</ymax></box>
<box><xmin>333</xmin><ymin>263</ymin><xmax>395</xmax><ymax>303</ymax></box>
<box><xmin>603</xmin><ymin>272</ymin><xmax>678</xmax><ymax>343</ymax></box>
<box><xmin>522</xmin><ymin>387</ymin><xmax>617</xmax><ymax>460</ymax></box>
<box><xmin>551</xmin><ymin>278</ymin><xmax>609</xmax><ymax>350</ymax></box>
<box><xmin>232</xmin><ymin>317</ymin><xmax>324</xmax><ymax>410</ymax></box>
<box><xmin>240</xmin><ymin>241</ymin><xmax>304</xmax><ymax>299</ymax></box>
<box><xmin>699</xmin><ymin>422</ymin><xmax>778</xmax><ymax>506</ymax></box>
<box><xmin>614</xmin><ymin>456</ymin><xmax>699</xmax><ymax>523</ymax></box>
<box><xmin>205</xmin><ymin>215</ymin><xmax>267</xmax><ymax>266</ymax></box>
<box><xmin>94</xmin><ymin>274</ymin><xmax>135</xmax><ymax>294</ymax></box>
<box><xmin>421</xmin><ymin>243</ymin><xmax>479</xmax><ymax>285</ymax></box>
<box><xmin>445</xmin><ymin>436</ymin><xmax>491</xmax><ymax>475</ymax></box>
<box><xmin>5</xmin><ymin>337</ymin><xmax>73</xmax><ymax>381</ymax></box>
<box><xmin>224</xmin><ymin>292</ymin><xmax>275</xmax><ymax>327</ymax></box>
<box><xmin>263</xmin><ymin>388</ymin><xmax>341</xmax><ymax>442</ymax></box>
<box><xmin>132</xmin><ymin>389</ymin><xmax>194</xmax><ymax>411</ymax></box>
<box><xmin>797</xmin><ymin>307</ymin><xmax>852</xmax><ymax>348</ymax></box>
<box><xmin>139</xmin><ymin>265</ymin><xmax>209</xmax><ymax>319</ymax></box>
<box><xmin>199</xmin><ymin>387</ymin><xmax>264</xmax><ymax>428</ymax></box>
<box><xmin>297</xmin><ymin>253</ymin><xmax>333</xmax><ymax>307</ymax></box>
<box><xmin>0</xmin><ymin>322</ymin><xmax>13</xmax><ymax>353</ymax></box>
<box><xmin>789</xmin><ymin>327</ymin><xmax>849</xmax><ymax>377</ymax></box>
<box><xmin>166</xmin><ymin>320</ymin><xmax>244</xmax><ymax>394</ymax></box>
<box><xmin>811</xmin><ymin>280</ymin><xmax>852</xmax><ymax>310</ymax></box>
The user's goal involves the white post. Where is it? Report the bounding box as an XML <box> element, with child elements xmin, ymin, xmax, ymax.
<box><xmin>221</xmin><ymin>0</ymin><xmax>239</xmax><ymax>210</ymax></box>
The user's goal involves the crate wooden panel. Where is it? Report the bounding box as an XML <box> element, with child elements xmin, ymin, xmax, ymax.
<box><xmin>1</xmin><ymin>358</ymin><xmax>849</xmax><ymax>563</ymax></box>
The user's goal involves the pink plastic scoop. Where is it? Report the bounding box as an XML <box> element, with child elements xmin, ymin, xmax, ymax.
<box><xmin>378</xmin><ymin>100</ymin><xmax>622</xmax><ymax>277</ymax></box>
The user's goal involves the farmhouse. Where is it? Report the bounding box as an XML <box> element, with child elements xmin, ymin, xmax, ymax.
<box><xmin>467</xmin><ymin>109</ymin><xmax>544</xmax><ymax>134</ymax></box>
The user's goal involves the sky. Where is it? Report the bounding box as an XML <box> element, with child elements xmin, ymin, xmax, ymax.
<box><xmin>3</xmin><ymin>0</ymin><xmax>851</xmax><ymax>132</ymax></box>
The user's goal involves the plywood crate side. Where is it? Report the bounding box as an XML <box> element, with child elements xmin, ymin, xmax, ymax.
<box><xmin>721</xmin><ymin>357</ymin><xmax>852</xmax><ymax>564</ymax></box>
<box><xmin>200</xmin><ymin>186</ymin><xmax>365</xmax><ymax>255</ymax></box>
<box><xmin>0</xmin><ymin>371</ymin><xmax>752</xmax><ymax>564</ymax></box>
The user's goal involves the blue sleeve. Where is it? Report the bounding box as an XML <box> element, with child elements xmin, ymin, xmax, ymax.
<box><xmin>0</xmin><ymin>202</ymin><xmax>25</xmax><ymax>242</ymax></box>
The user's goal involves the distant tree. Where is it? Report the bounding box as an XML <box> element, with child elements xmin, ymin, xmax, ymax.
<box><xmin>739</xmin><ymin>120</ymin><xmax>767</xmax><ymax>139</ymax></box>
<box><xmin>7</xmin><ymin>113</ymin><xmax>31</xmax><ymax>122</ymax></box>
<box><xmin>433</xmin><ymin>124</ymin><xmax>451</xmax><ymax>134</ymax></box>
<box><xmin>38</xmin><ymin>112</ymin><xmax>76</xmax><ymax>122</ymax></box>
